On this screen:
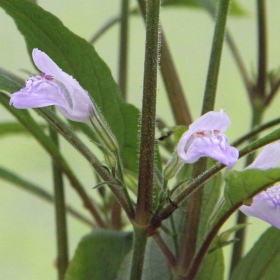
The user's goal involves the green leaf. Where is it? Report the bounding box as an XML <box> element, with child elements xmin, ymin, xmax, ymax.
<box><xmin>0</xmin><ymin>72</ymin><xmax>22</xmax><ymax>93</ymax></box>
<box><xmin>218</xmin><ymin>224</ymin><xmax>247</xmax><ymax>244</ymax></box>
<box><xmin>195</xmin><ymin>247</ymin><xmax>224</xmax><ymax>280</ymax></box>
<box><xmin>162</xmin><ymin>0</ymin><xmax>248</xmax><ymax>16</ymax></box>
<box><xmin>212</xmin><ymin>168</ymin><xmax>280</xmax><ymax>229</ymax></box>
<box><xmin>230</xmin><ymin>227</ymin><xmax>280</xmax><ymax>280</ymax></box>
<box><xmin>209</xmin><ymin>224</ymin><xmax>247</xmax><ymax>253</ymax></box>
<box><xmin>0</xmin><ymin>0</ymin><xmax>140</xmax><ymax>172</ymax></box>
<box><xmin>65</xmin><ymin>230</ymin><xmax>133</xmax><ymax>280</ymax></box>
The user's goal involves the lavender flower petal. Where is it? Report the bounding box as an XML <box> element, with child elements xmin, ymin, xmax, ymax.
<box><xmin>240</xmin><ymin>185</ymin><xmax>280</xmax><ymax>229</ymax></box>
<box><xmin>177</xmin><ymin>109</ymin><xmax>239</xmax><ymax>166</ymax></box>
<box><xmin>10</xmin><ymin>76</ymin><xmax>68</xmax><ymax>109</ymax></box>
<box><xmin>246</xmin><ymin>142</ymin><xmax>280</xmax><ymax>170</ymax></box>
<box><xmin>10</xmin><ymin>48</ymin><xmax>94</xmax><ymax>123</ymax></box>
<box><xmin>182</xmin><ymin>133</ymin><xmax>238</xmax><ymax>167</ymax></box>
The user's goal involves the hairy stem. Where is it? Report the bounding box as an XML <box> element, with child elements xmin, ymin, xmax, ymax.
<box><xmin>130</xmin><ymin>1</ymin><xmax>161</xmax><ymax>278</ymax></box>
<box><xmin>130</xmin><ymin>225</ymin><xmax>148</xmax><ymax>280</ymax></box>
<box><xmin>135</xmin><ymin>0</ymin><xmax>160</xmax><ymax>226</ymax></box>
<box><xmin>137</xmin><ymin>0</ymin><xmax>192</xmax><ymax>125</ymax></box>
<box><xmin>38</xmin><ymin>107</ymin><xmax>134</xmax><ymax>220</ymax></box>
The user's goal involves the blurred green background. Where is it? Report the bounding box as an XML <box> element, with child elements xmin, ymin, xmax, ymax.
<box><xmin>0</xmin><ymin>1</ymin><xmax>280</xmax><ymax>279</ymax></box>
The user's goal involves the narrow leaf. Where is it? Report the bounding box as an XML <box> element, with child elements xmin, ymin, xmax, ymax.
<box><xmin>230</xmin><ymin>227</ymin><xmax>280</xmax><ymax>280</ymax></box>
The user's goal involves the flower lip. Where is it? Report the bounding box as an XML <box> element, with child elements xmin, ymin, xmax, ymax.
<box><xmin>10</xmin><ymin>48</ymin><xmax>95</xmax><ymax>123</ymax></box>
<box><xmin>245</xmin><ymin>142</ymin><xmax>280</xmax><ymax>170</ymax></box>
<box><xmin>176</xmin><ymin>109</ymin><xmax>239</xmax><ymax>167</ymax></box>
<box><xmin>240</xmin><ymin>185</ymin><xmax>280</xmax><ymax>229</ymax></box>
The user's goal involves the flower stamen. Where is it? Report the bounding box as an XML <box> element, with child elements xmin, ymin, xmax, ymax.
<box><xmin>40</xmin><ymin>72</ymin><xmax>54</xmax><ymax>81</ymax></box>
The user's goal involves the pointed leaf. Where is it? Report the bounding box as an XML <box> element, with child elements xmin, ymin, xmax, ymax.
<box><xmin>230</xmin><ymin>227</ymin><xmax>280</xmax><ymax>280</ymax></box>
<box><xmin>212</xmin><ymin>168</ymin><xmax>280</xmax><ymax>229</ymax></box>
<box><xmin>0</xmin><ymin>0</ymin><xmax>140</xmax><ymax>172</ymax></box>
<box><xmin>195</xmin><ymin>248</ymin><xmax>224</xmax><ymax>280</ymax></box>
<box><xmin>65</xmin><ymin>230</ymin><xmax>133</xmax><ymax>280</ymax></box>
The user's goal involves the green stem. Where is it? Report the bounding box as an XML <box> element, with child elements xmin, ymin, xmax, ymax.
<box><xmin>256</xmin><ymin>0</ymin><xmax>267</xmax><ymax>99</ymax></box>
<box><xmin>264</xmin><ymin>77</ymin><xmax>280</xmax><ymax>106</ymax></box>
<box><xmin>118</xmin><ymin>0</ymin><xmax>129</xmax><ymax>99</ymax></box>
<box><xmin>89</xmin><ymin>115</ymin><xmax>135</xmax><ymax>215</ymax></box>
<box><xmin>230</xmin><ymin>2</ymin><xmax>267</xmax><ymax>271</ymax></box>
<box><xmin>160</xmin><ymin>33</ymin><xmax>192</xmax><ymax>125</ymax></box>
<box><xmin>198</xmin><ymin>0</ymin><xmax>254</xmax><ymax>97</ymax></box>
<box><xmin>137</xmin><ymin>0</ymin><xmax>192</xmax><ymax>126</ymax></box>
<box><xmin>38</xmin><ymin>107</ymin><xmax>134</xmax><ymax>220</ymax></box>
<box><xmin>49</xmin><ymin>124</ymin><xmax>69</xmax><ymax>280</ymax></box>
<box><xmin>176</xmin><ymin>0</ymin><xmax>231</xmax><ymax>277</ymax></box>
<box><xmin>130</xmin><ymin>225</ymin><xmax>148</xmax><ymax>280</ymax></box>
<box><xmin>201</xmin><ymin>0</ymin><xmax>231</xmax><ymax>113</ymax></box>
<box><xmin>231</xmin><ymin>116</ymin><xmax>280</xmax><ymax>147</ymax></box>
<box><xmin>130</xmin><ymin>1</ymin><xmax>160</xmax><ymax>278</ymax></box>
<box><xmin>135</xmin><ymin>0</ymin><xmax>160</xmax><ymax>226</ymax></box>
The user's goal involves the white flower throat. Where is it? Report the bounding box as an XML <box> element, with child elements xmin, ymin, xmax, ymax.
<box><xmin>184</xmin><ymin>129</ymin><xmax>221</xmax><ymax>152</ymax></box>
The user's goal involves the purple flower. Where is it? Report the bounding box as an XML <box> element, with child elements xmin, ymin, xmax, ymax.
<box><xmin>240</xmin><ymin>142</ymin><xmax>280</xmax><ymax>229</ymax></box>
<box><xmin>10</xmin><ymin>48</ymin><xmax>94</xmax><ymax>123</ymax></box>
<box><xmin>176</xmin><ymin>109</ymin><xmax>239</xmax><ymax>167</ymax></box>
